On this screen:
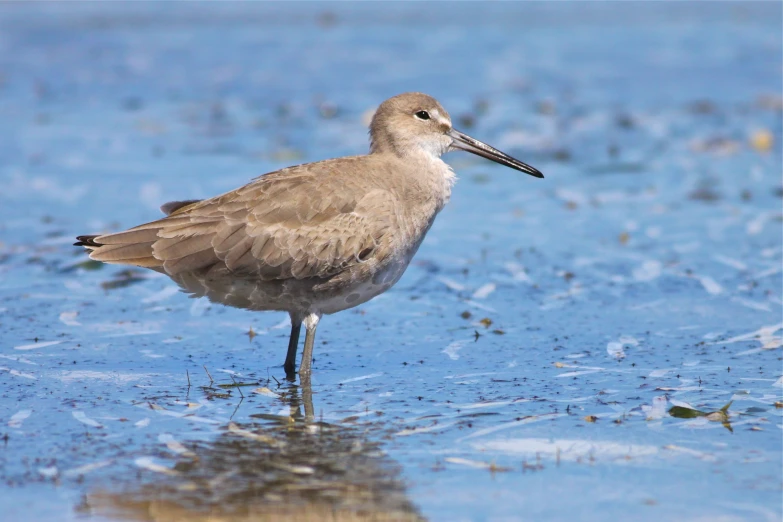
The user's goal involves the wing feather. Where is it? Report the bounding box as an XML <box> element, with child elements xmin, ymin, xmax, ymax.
<box><xmin>81</xmin><ymin>157</ymin><xmax>400</xmax><ymax>280</ymax></box>
<box><xmin>212</xmin><ymin>224</ymin><xmax>246</xmax><ymax>253</ymax></box>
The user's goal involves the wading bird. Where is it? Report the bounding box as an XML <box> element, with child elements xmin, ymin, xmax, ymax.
<box><xmin>76</xmin><ymin>92</ymin><xmax>543</xmax><ymax>380</ymax></box>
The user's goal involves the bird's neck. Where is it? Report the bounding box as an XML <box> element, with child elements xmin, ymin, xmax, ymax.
<box><xmin>393</xmin><ymin>150</ymin><xmax>456</xmax><ymax>211</ymax></box>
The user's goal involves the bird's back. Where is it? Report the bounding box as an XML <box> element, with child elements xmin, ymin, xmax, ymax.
<box><xmin>78</xmin><ymin>153</ymin><xmax>444</xmax><ymax>286</ymax></box>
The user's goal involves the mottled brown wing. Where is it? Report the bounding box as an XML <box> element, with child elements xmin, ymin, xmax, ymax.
<box><xmin>88</xmin><ymin>159</ymin><xmax>398</xmax><ymax>280</ymax></box>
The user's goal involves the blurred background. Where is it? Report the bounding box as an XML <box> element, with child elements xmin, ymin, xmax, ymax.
<box><xmin>0</xmin><ymin>3</ymin><xmax>781</xmax><ymax>522</ymax></box>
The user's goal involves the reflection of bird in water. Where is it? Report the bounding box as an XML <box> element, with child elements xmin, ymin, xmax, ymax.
<box><xmin>76</xmin><ymin>92</ymin><xmax>543</xmax><ymax>380</ymax></box>
<box><xmin>80</xmin><ymin>382</ymin><xmax>424</xmax><ymax>522</ymax></box>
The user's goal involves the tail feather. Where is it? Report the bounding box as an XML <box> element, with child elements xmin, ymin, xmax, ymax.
<box><xmin>75</xmin><ymin>199</ymin><xmax>208</xmax><ymax>271</ymax></box>
<box><xmin>91</xmin><ymin>228</ymin><xmax>160</xmax><ymax>246</ymax></box>
<box><xmin>89</xmin><ymin>242</ymin><xmax>157</xmax><ymax>263</ymax></box>
<box><xmin>74</xmin><ymin>235</ymin><xmax>102</xmax><ymax>248</ymax></box>
<box><xmin>75</xmin><ymin>232</ymin><xmax>162</xmax><ymax>269</ymax></box>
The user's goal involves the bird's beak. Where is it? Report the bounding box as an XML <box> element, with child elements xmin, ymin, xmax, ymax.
<box><xmin>448</xmin><ymin>128</ymin><xmax>544</xmax><ymax>178</ymax></box>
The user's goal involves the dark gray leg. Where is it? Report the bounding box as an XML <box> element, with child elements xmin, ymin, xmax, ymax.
<box><xmin>284</xmin><ymin>319</ymin><xmax>302</xmax><ymax>378</ymax></box>
<box><xmin>298</xmin><ymin>313</ymin><xmax>321</xmax><ymax>378</ymax></box>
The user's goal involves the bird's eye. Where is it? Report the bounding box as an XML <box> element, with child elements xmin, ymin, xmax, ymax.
<box><xmin>414</xmin><ymin>110</ymin><xmax>430</xmax><ymax>120</ymax></box>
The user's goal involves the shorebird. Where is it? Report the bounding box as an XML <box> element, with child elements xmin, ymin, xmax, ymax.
<box><xmin>76</xmin><ymin>92</ymin><xmax>542</xmax><ymax>380</ymax></box>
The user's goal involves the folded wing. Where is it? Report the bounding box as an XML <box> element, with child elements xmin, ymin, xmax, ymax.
<box><xmin>84</xmin><ymin>161</ymin><xmax>397</xmax><ymax>280</ymax></box>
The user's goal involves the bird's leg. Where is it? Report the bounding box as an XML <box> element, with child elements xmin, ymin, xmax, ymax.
<box><xmin>298</xmin><ymin>312</ymin><xmax>321</xmax><ymax>378</ymax></box>
<box><xmin>284</xmin><ymin>316</ymin><xmax>302</xmax><ymax>379</ymax></box>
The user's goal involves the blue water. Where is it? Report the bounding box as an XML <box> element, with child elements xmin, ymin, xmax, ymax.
<box><xmin>0</xmin><ymin>3</ymin><xmax>781</xmax><ymax>521</ymax></box>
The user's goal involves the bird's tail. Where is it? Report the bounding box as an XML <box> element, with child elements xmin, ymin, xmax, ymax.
<box><xmin>74</xmin><ymin>227</ymin><xmax>163</xmax><ymax>269</ymax></box>
<box><xmin>74</xmin><ymin>235</ymin><xmax>102</xmax><ymax>249</ymax></box>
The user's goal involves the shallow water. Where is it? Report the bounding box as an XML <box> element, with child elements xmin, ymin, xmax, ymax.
<box><xmin>0</xmin><ymin>3</ymin><xmax>781</xmax><ymax>521</ymax></box>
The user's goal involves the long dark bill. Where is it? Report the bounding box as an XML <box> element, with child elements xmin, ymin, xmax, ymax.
<box><xmin>448</xmin><ymin>128</ymin><xmax>543</xmax><ymax>178</ymax></box>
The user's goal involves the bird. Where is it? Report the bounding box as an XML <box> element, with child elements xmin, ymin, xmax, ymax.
<box><xmin>75</xmin><ymin>92</ymin><xmax>543</xmax><ymax>381</ymax></box>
